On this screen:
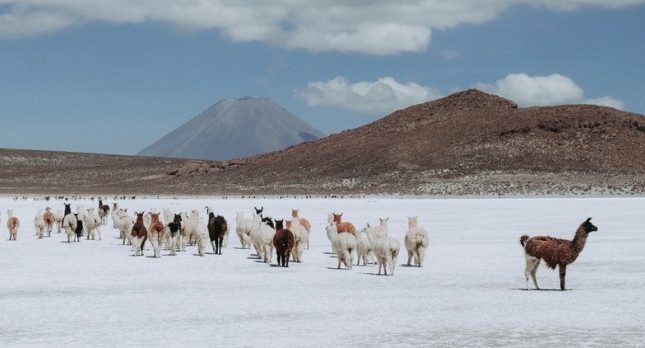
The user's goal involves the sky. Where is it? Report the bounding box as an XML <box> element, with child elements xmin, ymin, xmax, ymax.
<box><xmin>1</xmin><ymin>1</ymin><xmax>644</xmax><ymax>155</ymax></box>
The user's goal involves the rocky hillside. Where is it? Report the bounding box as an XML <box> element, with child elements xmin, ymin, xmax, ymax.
<box><xmin>167</xmin><ymin>89</ymin><xmax>645</xmax><ymax>195</ymax></box>
<box><xmin>2</xmin><ymin>89</ymin><xmax>645</xmax><ymax>196</ymax></box>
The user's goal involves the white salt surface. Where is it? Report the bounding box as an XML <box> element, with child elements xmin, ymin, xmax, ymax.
<box><xmin>0</xmin><ymin>197</ymin><xmax>643</xmax><ymax>347</ymax></box>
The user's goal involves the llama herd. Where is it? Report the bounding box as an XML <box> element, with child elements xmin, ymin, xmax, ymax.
<box><xmin>1</xmin><ymin>199</ymin><xmax>599</xmax><ymax>290</ymax></box>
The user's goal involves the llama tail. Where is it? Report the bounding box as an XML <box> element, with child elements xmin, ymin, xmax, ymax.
<box><xmin>520</xmin><ymin>234</ymin><xmax>529</xmax><ymax>247</ymax></box>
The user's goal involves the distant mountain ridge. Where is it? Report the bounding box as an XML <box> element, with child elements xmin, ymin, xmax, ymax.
<box><xmin>138</xmin><ymin>97</ymin><xmax>325</xmax><ymax>161</ymax></box>
<box><xmin>2</xmin><ymin>89</ymin><xmax>645</xmax><ymax>196</ymax></box>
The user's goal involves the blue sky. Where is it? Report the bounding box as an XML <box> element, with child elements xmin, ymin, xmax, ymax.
<box><xmin>0</xmin><ymin>1</ymin><xmax>643</xmax><ymax>155</ymax></box>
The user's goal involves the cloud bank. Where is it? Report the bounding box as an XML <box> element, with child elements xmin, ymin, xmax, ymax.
<box><xmin>1</xmin><ymin>1</ymin><xmax>644</xmax><ymax>54</ymax></box>
<box><xmin>301</xmin><ymin>73</ymin><xmax>625</xmax><ymax>115</ymax></box>
<box><xmin>474</xmin><ymin>73</ymin><xmax>625</xmax><ymax>109</ymax></box>
<box><xmin>301</xmin><ymin>76</ymin><xmax>443</xmax><ymax>115</ymax></box>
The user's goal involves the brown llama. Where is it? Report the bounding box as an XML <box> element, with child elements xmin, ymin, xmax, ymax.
<box><xmin>131</xmin><ymin>212</ymin><xmax>148</xmax><ymax>256</ymax></box>
<box><xmin>333</xmin><ymin>213</ymin><xmax>357</xmax><ymax>237</ymax></box>
<box><xmin>273</xmin><ymin>228</ymin><xmax>295</xmax><ymax>267</ymax></box>
<box><xmin>148</xmin><ymin>213</ymin><xmax>165</xmax><ymax>258</ymax></box>
<box><xmin>520</xmin><ymin>217</ymin><xmax>598</xmax><ymax>291</ymax></box>
<box><xmin>43</xmin><ymin>207</ymin><xmax>55</xmax><ymax>236</ymax></box>
<box><xmin>7</xmin><ymin>209</ymin><xmax>20</xmax><ymax>241</ymax></box>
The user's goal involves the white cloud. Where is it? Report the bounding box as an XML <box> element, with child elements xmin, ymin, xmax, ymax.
<box><xmin>1</xmin><ymin>1</ymin><xmax>644</xmax><ymax>54</ymax></box>
<box><xmin>301</xmin><ymin>76</ymin><xmax>442</xmax><ymax>115</ymax></box>
<box><xmin>301</xmin><ymin>73</ymin><xmax>625</xmax><ymax>114</ymax></box>
<box><xmin>474</xmin><ymin>73</ymin><xmax>625</xmax><ymax>110</ymax></box>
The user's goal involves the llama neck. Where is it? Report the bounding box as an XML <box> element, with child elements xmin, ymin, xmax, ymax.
<box><xmin>571</xmin><ymin>226</ymin><xmax>588</xmax><ymax>255</ymax></box>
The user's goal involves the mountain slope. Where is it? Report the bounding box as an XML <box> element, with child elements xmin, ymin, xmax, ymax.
<box><xmin>138</xmin><ymin>97</ymin><xmax>325</xmax><ymax>161</ymax></box>
<box><xmin>168</xmin><ymin>89</ymin><xmax>645</xmax><ymax>194</ymax></box>
<box><xmin>2</xmin><ymin>90</ymin><xmax>645</xmax><ymax>195</ymax></box>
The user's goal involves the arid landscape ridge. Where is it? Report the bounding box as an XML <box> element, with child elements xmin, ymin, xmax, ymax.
<box><xmin>2</xmin><ymin>89</ymin><xmax>645</xmax><ymax>196</ymax></box>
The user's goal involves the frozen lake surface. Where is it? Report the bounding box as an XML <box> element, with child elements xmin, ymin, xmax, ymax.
<box><xmin>1</xmin><ymin>197</ymin><xmax>644</xmax><ymax>347</ymax></box>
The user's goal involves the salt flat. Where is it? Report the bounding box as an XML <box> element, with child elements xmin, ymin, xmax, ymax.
<box><xmin>0</xmin><ymin>197</ymin><xmax>643</xmax><ymax>347</ymax></box>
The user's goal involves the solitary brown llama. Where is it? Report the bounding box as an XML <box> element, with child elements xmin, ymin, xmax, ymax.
<box><xmin>520</xmin><ymin>217</ymin><xmax>598</xmax><ymax>291</ymax></box>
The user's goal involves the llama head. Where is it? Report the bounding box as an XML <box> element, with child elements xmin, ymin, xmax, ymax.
<box><xmin>275</xmin><ymin>219</ymin><xmax>284</xmax><ymax>230</ymax></box>
<box><xmin>150</xmin><ymin>213</ymin><xmax>160</xmax><ymax>223</ymax></box>
<box><xmin>255</xmin><ymin>207</ymin><xmax>263</xmax><ymax>215</ymax></box>
<box><xmin>291</xmin><ymin>209</ymin><xmax>298</xmax><ymax>218</ymax></box>
<box><xmin>379</xmin><ymin>217</ymin><xmax>389</xmax><ymax>227</ymax></box>
<box><xmin>173</xmin><ymin>214</ymin><xmax>182</xmax><ymax>223</ymax></box>
<box><xmin>333</xmin><ymin>213</ymin><xmax>343</xmax><ymax>223</ymax></box>
<box><xmin>582</xmin><ymin>218</ymin><xmax>598</xmax><ymax>233</ymax></box>
<box><xmin>286</xmin><ymin>220</ymin><xmax>292</xmax><ymax>229</ymax></box>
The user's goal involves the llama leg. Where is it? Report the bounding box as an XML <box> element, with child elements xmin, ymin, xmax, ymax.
<box><xmin>559</xmin><ymin>264</ymin><xmax>567</xmax><ymax>291</ymax></box>
<box><xmin>524</xmin><ymin>258</ymin><xmax>532</xmax><ymax>290</ymax></box>
<box><xmin>530</xmin><ymin>259</ymin><xmax>540</xmax><ymax>290</ymax></box>
<box><xmin>407</xmin><ymin>250</ymin><xmax>413</xmax><ymax>266</ymax></box>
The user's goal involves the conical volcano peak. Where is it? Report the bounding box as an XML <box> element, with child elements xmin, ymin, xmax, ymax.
<box><xmin>137</xmin><ymin>97</ymin><xmax>325</xmax><ymax>161</ymax></box>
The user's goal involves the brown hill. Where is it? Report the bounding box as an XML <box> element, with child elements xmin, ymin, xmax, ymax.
<box><xmin>2</xmin><ymin>89</ymin><xmax>645</xmax><ymax>195</ymax></box>
<box><xmin>168</xmin><ymin>89</ymin><xmax>645</xmax><ymax>195</ymax></box>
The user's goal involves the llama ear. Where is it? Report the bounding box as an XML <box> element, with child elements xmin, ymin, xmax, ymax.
<box><xmin>586</xmin><ymin>217</ymin><xmax>592</xmax><ymax>222</ymax></box>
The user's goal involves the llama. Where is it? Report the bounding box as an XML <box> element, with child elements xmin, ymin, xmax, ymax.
<box><xmin>254</xmin><ymin>207</ymin><xmax>263</xmax><ymax>217</ymax></box>
<box><xmin>326</xmin><ymin>223</ymin><xmax>356</xmax><ymax>270</ymax></box>
<box><xmin>114</xmin><ymin>209</ymin><xmax>134</xmax><ymax>246</ymax></box>
<box><xmin>43</xmin><ymin>207</ymin><xmax>55</xmax><ymax>236</ymax></box>
<box><xmin>73</xmin><ymin>214</ymin><xmax>84</xmax><ymax>242</ymax></box>
<box><xmin>332</xmin><ymin>213</ymin><xmax>357</xmax><ymax>237</ymax></box>
<box><xmin>365</xmin><ymin>218</ymin><xmax>400</xmax><ymax>276</ymax></box>
<box><xmin>249</xmin><ymin>214</ymin><xmax>265</xmax><ymax>259</ymax></box>
<box><xmin>54</xmin><ymin>210</ymin><xmax>64</xmax><ymax>233</ymax></box>
<box><xmin>166</xmin><ymin>214</ymin><xmax>182</xmax><ymax>256</ymax></box>
<box><xmin>291</xmin><ymin>209</ymin><xmax>311</xmax><ymax>249</ymax></box>
<box><xmin>131</xmin><ymin>212</ymin><xmax>148</xmax><ymax>256</ymax></box>
<box><xmin>62</xmin><ymin>212</ymin><xmax>78</xmax><ymax>243</ymax></box>
<box><xmin>7</xmin><ymin>209</ymin><xmax>20</xmax><ymax>241</ymax></box>
<box><xmin>273</xmin><ymin>228</ymin><xmax>295</xmax><ymax>267</ymax></box>
<box><xmin>520</xmin><ymin>218</ymin><xmax>598</xmax><ymax>291</ymax></box>
<box><xmin>235</xmin><ymin>212</ymin><xmax>253</xmax><ymax>249</ymax></box>
<box><xmin>111</xmin><ymin>204</ymin><xmax>121</xmax><ymax>229</ymax></box>
<box><xmin>356</xmin><ymin>228</ymin><xmax>374</xmax><ymax>266</ymax></box>
<box><xmin>83</xmin><ymin>208</ymin><xmax>102</xmax><ymax>240</ymax></box>
<box><xmin>179</xmin><ymin>211</ymin><xmax>198</xmax><ymax>253</ymax></box>
<box><xmin>404</xmin><ymin>217</ymin><xmax>429</xmax><ymax>267</ymax></box>
<box><xmin>249</xmin><ymin>214</ymin><xmax>274</xmax><ymax>263</ymax></box>
<box><xmin>98</xmin><ymin>199</ymin><xmax>110</xmax><ymax>225</ymax></box>
<box><xmin>148</xmin><ymin>213</ymin><xmax>165</xmax><ymax>258</ymax></box>
<box><xmin>207</xmin><ymin>212</ymin><xmax>228</xmax><ymax>255</ymax></box>
<box><xmin>34</xmin><ymin>210</ymin><xmax>46</xmax><ymax>239</ymax></box>
<box><xmin>289</xmin><ymin>218</ymin><xmax>309</xmax><ymax>263</ymax></box>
